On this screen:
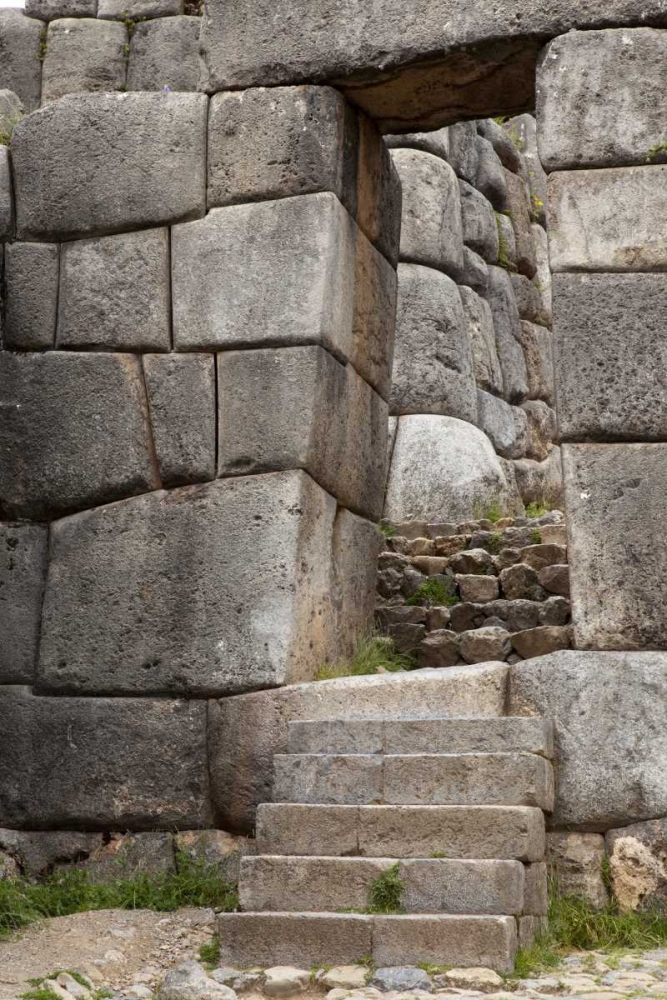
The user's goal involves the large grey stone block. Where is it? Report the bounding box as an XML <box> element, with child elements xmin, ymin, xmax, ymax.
<box><xmin>476</xmin><ymin>391</ymin><xmax>527</xmax><ymax>460</ymax></box>
<box><xmin>217</xmin><ymin>913</ymin><xmax>372</xmax><ymax>968</ymax></box>
<box><xmin>476</xmin><ymin>135</ymin><xmax>508</xmax><ymax>211</ymax></box>
<box><xmin>98</xmin><ymin>0</ymin><xmax>182</xmax><ymax>18</ymax></box>
<box><xmin>448</xmin><ymin>122</ymin><xmax>479</xmax><ymax>184</ymax></box>
<box><xmin>460</xmin><ymin>286</ymin><xmax>503</xmax><ymax>396</ymax></box>
<box><xmin>478</xmin><ymin>118</ymin><xmax>522</xmax><ymax>174</ymax></box>
<box><xmin>486</xmin><ymin>266</ymin><xmax>529</xmax><ymax>403</ymax></box>
<box><xmin>384</xmin><ymin>415</ymin><xmax>514</xmax><ymax>522</ymax></box>
<box><xmin>390</xmin><ymin>264</ymin><xmax>476</xmax><ymax>422</ymax></box>
<box><xmin>563</xmin><ymin>443</ymin><xmax>667</xmax><ymax>649</ymax></box>
<box><xmin>0</xmin><ymin>352</ymin><xmax>159</xmax><ymax>520</ymax></box>
<box><xmin>208</xmin><ymin>662</ymin><xmax>508</xmax><ymax>831</ymax></box>
<box><xmin>504</xmin><ymin>168</ymin><xmax>536</xmax><ymax>278</ymax></box>
<box><xmin>372</xmin><ymin>914</ymin><xmax>517</xmax><ymax>973</ymax></box>
<box><xmin>257</xmin><ymin>803</ymin><xmax>544</xmax><ymax>862</ymax></box>
<box><xmin>57</xmin><ymin>228</ymin><xmax>170</xmax><ymax>352</ymax></box>
<box><xmin>506</xmin><ymin>114</ymin><xmax>547</xmax><ymax>226</ymax></box>
<box><xmin>143</xmin><ymin>354</ymin><xmax>216</xmax><ymax>486</ymax></box>
<box><xmin>26</xmin><ymin>0</ymin><xmax>96</xmax><ymax>19</ymax></box>
<box><xmin>330</xmin><ymin>508</ymin><xmax>382</xmax><ymax>661</ymax></box>
<box><xmin>41</xmin><ymin>19</ymin><xmax>127</xmax><ymax>104</ymax></box>
<box><xmin>0</xmin><ymin>12</ymin><xmax>42</xmax><ymax>111</ymax></box>
<box><xmin>127</xmin><ymin>16</ymin><xmax>200</xmax><ymax>92</ymax></box>
<box><xmin>522</xmin><ymin>400</ymin><xmax>556</xmax><ymax>462</ymax></box>
<box><xmin>0</xmin><ymin>686</ymin><xmax>212</xmax><ymax>829</ymax></box>
<box><xmin>520</xmin><ymin>321</ymin><xmax>553</xmax><ymax>404</ymax></box>
<box><xmin>217</xmin><ymin>346</ymin><xmax>387</xmax><ymax>521</ymax></box>
<box><xmin>38</xmin><ymin>471</ymin><xmax>337</xmax><ymax>697</ymax></box>
<box><xmin>532</xmin><ymin>223</ymin><xmax>552</xmax><ymax>325</ymax></box>
<box><xmin>555</xmin><ymin>273</ymin><xmax>667</xmax><ymax>441</ymax></box>
<box><xmin>537</xmin><ymin>29</ymin><xmax>667</xmax><ymax>171</ymax></box>
<box><xmin>461</xmin><ymin>246</ymin><xmax>489</xmax><ymax>296</ymax></box>
<box><xmin>12</xmin><ymin>93</ymin><xmax>207</xmax><ymax>241</ymax></box>
<box><xmin>385</xmin><ymin>127</ymin><xmax>450</xmax><ymax>161</ymax></box>
<box><xmin>391</xmin><ymin>148</ymin><xmax>463</xmax><ymax>280</ymax></box>
<box><xmin>0</xmin><ymin>523</ymin><xmax>48</xmax><ymax>684</ymax></box>
<box><xmin>4</xmin><ymin>242</ymin><xmax>59</xmax><ymax>350</ymax></box>
<box><xmin>510</xmin><ymin>650</ymin><xmax>667</xmax><ymax>830</ymax></box>
<box><xmin>173</xmin><ymin>193</ymin><xmax>394</xmax><ymax>399</ymax></box>
<box><xmin>548</xmin><ymin>166</ymin><xmax>667</xmax><ymax>272</ymax></box>
<box><xmin>459</xmin><ymin>180</ymin><xmax>499</xmax><ymax>263</ymax></box>
<box><xmin>356</xmin><ymin>112</ymin><xmax>403</xmax><ymax>267</ymax></box>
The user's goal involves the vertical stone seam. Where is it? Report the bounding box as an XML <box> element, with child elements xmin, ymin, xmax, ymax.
<box><xmin>213</xmin><ymin>350</ymin><xmax>220</xmax><ymax>478</ymax></box>
<box><xmin>167</xmin><ymin>224</ymin><xmax>174</xmax><ymax>352</ymax></box>
<box><xmin>139</xmin><ymin>354</ymin><xmax>163</xmax><ymax>491</ymax></box>
<box><xmin>122</xmin><ymin>20</ymin><xmax>130</xmax><ymax>93</ymax></box>
<box><xmin>204</xmin><ymin>697</ymin><xmax>217</xmax><ymax>828</ymax></box>
<box><xmin>52</xmin><ymin>241</ymin><xmax>61</xmax><ymax>349</ymax></box>
<box><xmin>33</xmin><ymin>521</ymin><xmax>51</xmax><ymax>692</ymax></box>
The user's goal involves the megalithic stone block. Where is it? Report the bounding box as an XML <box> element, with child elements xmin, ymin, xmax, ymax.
<box><xmin>0</xmin><ymin>686</ymin><xmax>212</xmax><ymax>829</ymax></box>
<box><xmin>38</xmin><ymin>471</ymin><xmax>337</xmax><ymax>696</ymax></box>
<box><xmin>0</xmin><ymin>12</ymin><xmax>42</xmax><ymax>111</ymax></box>
<box><xmin>0</xmin><ymin>523</ymin><xmax>48</xmax><ymax>684</ymax></box>
<box><xmin>485</xmin><ymin>265</ymin><xmax>529</xmax><ymax>404</ymax></box>
<box><xmin>4</xmin><ymin>242</ymin><xmax>60</xmax><ymax>350</ymax></box>
<box><xmin>127</xmin><ymin>16</ymin><xmax>201</xmax><ymax>93</ymax></box>
<box><xmin>11</xmin><ymin>92</ymin><xmax>207</xmax><ymax>240</ymax></box>
<box><xmin>40</xmin><ymin>18</ymin><xmax>127</xmax><ymax>104</ymax></box>
<box><xmin>216</xmin><ymin>345</ymin><xmax>387</xmax><ymax>521</ymax></box>
<box><xmin>172</xmin><ymin>192</ymin><xmax>395</xmax><ymax>399</ymax></box>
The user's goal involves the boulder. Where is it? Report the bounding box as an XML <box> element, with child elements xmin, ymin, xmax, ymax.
<box><xmin>41</xmin><ymin>18</ymin><xmax>127</xmax><ymax>103</ymax></box>
<box><xmin>0</xmin><ymin>828</ymin><xmax>103</xmax><ymax>878</ymax></box>
<box><xmin>500</xmin><ymin>564</ymin><xmax>546</xmax><ymax>602</ymax></box>
<box><xmin>606</xmin><ymin>818</ymin><xmax>667</xmax><ymax>912</ymax></box>
<box><xmin>442</xmin><ymin>967</ymin><xmax>504</xmax><ymax>992</ymax></box>
<box><xmin>475</xmin><ymin>136</ymin><xmax>507</xmax><ymax>211</ymax></box>
<box><xmin>80</xmin><ymin>832</ymin><xmax>175</xmax><ymax>883</ymax></box>
<box><xmin>505</xmin><ymin>115</ymin><xmax>547</xmax><ymax>228</ymax></box>
<box><xmin>98</xmin><ymin>0</ymin><xmax>181</xmax><ymax>17</ymax></box>
<box><xmin>158</xmin><ymin>962</ymin><xmax>236</xmax><ymax>1000</ymax></box>
<box><xmin>390</xmin><ymin>264</ymin><xmax>476</xmax><ymax>423</ymax></box>
<box><xmin>478</xmin><ymin>118</ymin><xmax>522</xmax><ymax>173</ymax></box>
<box><xmin>510</xmin><ymin>650</ymin><xmax>667</xmax><ymax>829</ymax></box>
<box><xmin>4</xmin><ymin>243</ymin><xmax>59</xmax><ymax>350</ymax></box>
<box><xmin>457</xmin><ymin>574</ymin><xmax>499</xmax><ymax>603</ymax></box>
<box><xmin>0</xmin><ymin>146</ymin><xmax>11</xmax><ymax>239</ymax></box>
<box><xmin>511</xmin><ymin>276</ymin><xmax>545</xmax><ymax>325</ymax></box>
<box><xmin>531</xmin><ymin>223</ymin><xmax>552</xmax><ymax>324</ymax></box>
<box><xmin>384</xmin><ymin>415</ymin><xmax>513</xmax><ymax>523</ymax></box>
<box><xmin>371</xmin><ymin>968</ymin><xmax>431</xmax><ymax>992</ymax></box>
<box><xmin>510</xmin><ymin>626</ymin><xmax>570</xmax><ymax>659</ymax></box>
<box><xmin>547</xmin><ymin>832</ymin><xmax>609</xmax><ymax>909</ymax></box>
<box><xmin>127</xmin><ymin>16</ymin><xmax>200</xmax><ymax>92</ymax></box>
<box><xmin>448</xmin><ymin>122</ymin><xmax>479</xmax><ymax>184</ymax></box>
<box><xmin>263</xmin><ymin>968</ymin><xmax>309</xmax><ymax>997</ymax></box>
<box><xmin>12</xmin><ymin>92</ymin><xmax>207</xmax><ymax>240</ymax></box>
<box><xmin>538</xmin><ymin>565</ymin><xmax>570</xmax><ymax>597</ymax></box>
<box><xmin>460</xmin><ymin>287</ymin><xmax>503</xmax><ymax>396</ymax></box>
<box><xmin>0</xmin><ymin>523</ymin><xmax>48</xmax><ymax>684</ymax></box>
<box><xmin>522</xmin><ymin>401</ymin><xmax>556</xmax><ymax>462</ymax></box>
<box><xmin>459</xmin><ymin>626</ymin><xmax>512</xmax><ymax>664</ymax></box>
<box><xmin>417</xmin><ymin>630</ymin><xmax>459</xmax><ymax>668</ymax></box>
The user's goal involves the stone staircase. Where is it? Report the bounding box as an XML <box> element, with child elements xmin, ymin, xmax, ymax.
<box><xmin>217</xmin><ymin>717</ymin><xmax>553</xmax><ymax>972</ymax></box>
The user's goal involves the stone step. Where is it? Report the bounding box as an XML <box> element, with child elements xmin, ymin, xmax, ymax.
<box><xmin>288</xmin><ymin>716</ymin><xmax>554</xmax><ymax>757</ymax></box>
<box><xmin>273</xmin><ymin>752</ymin><xmax>554</xmax><ymax>810</ymax></box>
<box><xmin>255</xmin><ymin>803</ymin><xmax>545</xmax><ymax>860</ymax></box>
<box><xmin>217</xmin><ymin>911</ymin><xmax>518</xmax><ymax>972</ymax></box>
<box><xmin>240</xmin><ymin>855</ymin><xmax>538</xmax><ymax>914</ymax></box>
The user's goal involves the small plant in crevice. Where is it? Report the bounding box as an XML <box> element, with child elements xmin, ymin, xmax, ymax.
<box><xmin>417</xmin><ymin>962</ymin><xmax>451</xmax><ymax>975</ymax></box>
<box><xmin>0</xmin><ymin>109</ymin><xmax>24</xmax><ymax>147</ymax></box>
<box><xmin>474</xmin><ymin>496</ymin><xmax>506</xmax><ymax>524</ymax></box>
<box><xmin>487</xmin><ymin>532</ymin><xmax>503</xmax><ymax>555</ymax></box>
<box><xmin>199</xmin><ymin>937</ymin><xmax>221</xmax><ymax>969</ymax></box>
<box><xmin>530</xmin><ymin>528</ymin><xmax>542</xmax><ymax>545</ymax></box>
<box><xmin>406</xmin><ymin>577</ymin><xmax>459</xmax><ymax>609</ymax></box>
<box><xmin>495</xmin><ymin>212</ymin><xmax>517</xmax><ymax>272</ymax></box>
<box><xmin>525</xmin><ymin>500</ymin><xmax>553</xmax><ymax>519</ymax></box>
<box><xmin>367</xmin><ymin>862</ymin><xmax>405</xmax><ymax>915</ymax></box>
<box><xmin>378</xmin><ymin>519</ymin><xmax>397</xmax><ymax>539</ymax></box>
<box><xmin>38</xmin><ymin>27</ymin><xmax>47</xmax><ymax>62</ymax></box>
<box><xmin>646</xmin><ymin>141</ymin><xmax>667</xmax><ymax>163</ymax></box>
<box><xmin>313</xmin><ymin>635</ymin><xmax>416</xmax><ymax>682</ymax></box>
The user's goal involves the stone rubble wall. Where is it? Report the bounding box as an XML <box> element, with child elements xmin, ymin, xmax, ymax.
<box><xmin>383</xmin><ymin>116</ymin><xmax>563</xmax><ymax>524</ymax></box>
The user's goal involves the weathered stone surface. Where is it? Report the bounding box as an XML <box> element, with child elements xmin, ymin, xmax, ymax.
<box><xmin>519</xmin><ymin>543</ymin><xmax>567</xmax><ymax>572</ymax></box>
<box><xmin>390</xmin><ymin>264</ymin><xmax>476</xmax><ymax>423</ymax></box>
<box><xmin>476</xmin><ymin>391</ymin><xmax>527</xmax><ymax>460</ymax></box>
<box><xmin>0</xmin><ymin>352</ymin><xmax>159</xmax><ymax>520</ymax></box>
<box><xmin>511</xmin><ymin>626</ymin><xmax>570</xmax><ymax>659</ymax></box>
<box><xmin>514</xmin><ymin>446</ymin><xmax>563</xmax><ymax>508</ymax></box>
<box><xmin>442</xmin><ymin>966</ymin><xmax>505</xmax><ymax>991</ymax></box>
<box><xmin>500</xmin><ymin>564</ymin><xmax>546</xmax><ymax>602</ymax></box>
<box><xmin>538</xmin><ymin>29</ymin><xmax>667</xmax><ymax>171</ymax></box>
<box><xmin>389</xmin><ymin>622</ymin><xmax>426</xmax><ymax>652</ymax></box>
<box><xmin>522</xmin><ymin>400</ymin><xmax>556</xmax><ymax>462</ymax></box>
<box><xmin>511</xmin><ymin>275</ymin><xmax>545</xmax><ymax>324</ymax></box>
<box><xmin>0</xmin><ymin>686</ymin><xmax>212</xmax><ymax>828</ymax></box>
<box><xmin>524</xmin><ymin>861</ymin><xmax>548</xmax><ymax>915</ymax></box>
<box><xmin>12</xmin><ymin>93</ymin><xmax>207</xmax><ymax>240</ymax></box>
<box><xmin>520</xmin><ymin>322</ymin><xmax>553</xmax><ymax>404</ymax></box>
<box><xmin>319</xmin><ymin>966</ymin><xmax>369</xmax><ymax>991</ymax></box>
<box><xmin>459</xmin><ymin>180</ymin><xmax>499</xmax><ymax>263</ymax></box>
<box><xmin>507</xmin><ymin>115</ymin><xmax>547</xmax><ymax>227</ymax></box>
<box><xmin>538</xmin><ymin>564</ymin><xmax>570</xmax><ymax>597</ymax></box>
<box><xmin>486</xmin><ymin>266</ymin><xmax>529</xmax><ymax>403</ymax></box>
<box><xmin>459</xmin><ymin>626</ymin><xmax>512</xmax><ymax>665</ymax></box>
<box><xmin>356</xmin><ymin>112</ymin><xmax>403</xmax><ymax>267</ymax></box>
<box><xmin>38</xmin><ymin>471</ymin><xmax>337</xmax><ymax>696</ymax></box>
<box><xmin>0</xmin><ymin>829</ymin><xmax>104</xmax><ymax>877</ymax></box>
<box><xmin>384</xmin><ymin>415</ymin><xmax>513</xmax><ymax>523</ymax></box>
<box><xmin>26</xmin><ymin>0</ymin><xmax>96</xmax><ymax>17</ymax></box>
<box><xmin>217</xmin><ymin>346</ymin><xmax>387</xmax><ymax>520</ymax></box>
<box><xmin>159</xmin><ymin>962</ymin><xmax>235</xmax><ymax>1000</ymax></box>
<box><xmin>548</xmin><ymin>166</ymin><xmax>667</xmax><ymax>272</ymax></box>
<box><xmin>0</xmin><ymin>523</ymin><xmax>48</xmax><ymax>685</ymax></box>
<box><xmin>532</xmin><ymin>223</ymin><xmax>552</xmax><ymax>323</ymax></box>
<box><xmin>80</xmin><ymin>832</ymin><xmax>175</xmax><ymax>883</ymax></box>
<box><xmin>478</xmin><ymin>118</ymin><xmax>522</xmax><ymax>173</ymax></box>
<box><xmin>127</xmin><ymin>16</ymin><xmax>200</xmax><ymax>92</ymax></box>
<box><xmin>563</xmin><ymin>443</ymin><xmax>667</xmax><ymax>649</ymax></box>
<box><xmin>548</xmin><ymin>832</ymin><xmax>610</xmax><ymax>909</ymax></box>
<box><xmin>209</xmin><ymin>662</ymin><xmax>508</xmax><ymax>831</ymax></box>
<box><xmin>332</xmin><ymin>509</ymin><xmax>382</xmax><ymax>661</ymax></box>
<box><xmin>496</xmin><ymin>213</ymin><xmax>517</xmax><ymax>270</ymax></box>
<box><xmin>417</xmin><ymin>630</ymin><xmax>460</xmax><ymax>668</ymax></box>
<box><xmin>4</xmin><ymin>243</ymin><xmax>59</xmax><ymax>350</ymax></box>
<box><xmin>98</xmin><ymin>0</ymin><xmax>182</xmax><ymax>18</ymax></box>
<box><xmin>461</xmin><ymin>247</ymin><xmax>489</xmax><ymax>295</ymax></box>
<box><xmin>174</xmin><ymin>829</ymin><xmax>246</xmax><ymax>883</ymax></box>
<box><xmin>504</xmin><ymin>169</ymin><xmax>536</xmax><ymax>278</ymax></box>
<box><xmin>457</xmin><ymin>574</ymin><xmax>500</xmax><ymax>603</ymax></box>
<box><xmin>143</xmin><ymin>354</ymin><xmax>216</xmax><ymax>487</ymax></box>
<box><xmin>446</xmin><ymin>122</ymin><xmax>478</xmax><ymax>183</ymax></box>
<box><xmin>57</xmin><ymin>229</ymin><xmax>170</xmax><ymax>351</ymax></box>
<box><xmin>263</xmin><ymin>967</ymin><xmax>310</xmax><ymax>997</ymax></box>
<box><xmin>606</xmin><ymin>818</ymin><xmax>667</xmax><ymax>912</ymax></box>
<box><xmin>372</xmin><ymin>914</ymin><xmax>517</xmax><ymax>972</ymax></box>
<box><xmin>392</xmin><ymin>148</ymin><xmax>463</xmax><ymax>280</ymax></box>
<box><xmin>0</xmin><ymin>12</ymin><xmax>42</xmax><ymax>111</ymax></box>
<box><xmin>460</xmin><ymin>286</ymin><xmax>503</xmax><ymax>395</ymax></box>
<box><xmin>510</xmin><ymin>650</ymin><xmax>667</xmax><ymax>829</ymax></box>
<box><xmin>172</xmin><ymin>192</ymin><xmax>393</xmax><ymax>399</ymax></box>
<box><xmin>385</xmin><ymin>128</ymin><xmax>449</xmax><ymax>161</ymax></box>
<box><xmin>217</xmin><ymin>913</ymin><xmax>372</xmax><ymax>968</ymax></box>
<box><xmin>372</xmin><ymin>967</ymin><xmax>432</xmax><ymax>992</ymax></box>
<box><xmin>555</xmin><ymin>273</ymin><xmax>667</xmax><ymax>441</ymax></box>
<box><xmin>0</xmin><ymin>146</ymin><xmax>12</xmax><ymax>239</ymax></box>
<box><xmin>41</xmin><ymin>19</ymin><xmax>127</xmax><ymax>103</ymax></box>
<box><xmin>476</xmin><ymin>136</ymin><xmax>508</xmax><ymax>211</ymax></box>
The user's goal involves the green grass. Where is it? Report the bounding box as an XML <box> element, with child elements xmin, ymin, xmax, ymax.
<box><xmin>647</xmin><ymin>142</ymin><xmax>667</xmax><ymax>162</ymax></box>
<box><xmin>0</xmin><ymin>854</ymin><xmax>238</xmax><ymax>940</ymax></box>
<box><xmin>406</xmin><ymin>578</ymin><xmax>459</xmax><ymax>608</ymax></box>
<box><xmin>378</xmin><ymin>520</ymin><xmax>397</xmax><ymax>539</ymax></box>
<box><xmin>199</xmin><ymin>937</ymin><xmax>221</xmax><ymax>969</ymax></box>
<box><xmin>367</xmin><ymin>863</ymin><xmax>405</xmax><ymax>915</ymax></box>
<box><xmin>525</xmin><ymin>500</ymin><xmax>553</xmax><ymax>519</ymax></box>
<box><xmin>313</xmin><ymin>635</ymin><xmax>417</xmax><ymax>681</ymax></box>
<box><xmin>474</xmin><ymin>496</ymin><xmax>506</xmax><ymax>524</ymax></box>
<box><xmin>530</xmin><ymin>528</ymin><xmax>542</xmax><ymax>545</ymax></box>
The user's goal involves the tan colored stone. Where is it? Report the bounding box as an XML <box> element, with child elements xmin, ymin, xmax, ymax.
<box><xmin>547</xmin><ymin>832</ymin><xmax>609</xmax><ymax>909</ymax></box>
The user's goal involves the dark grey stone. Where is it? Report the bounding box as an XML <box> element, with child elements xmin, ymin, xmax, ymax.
<box><xmin>478</xmin><ymin>118</ymin><xmax>522</xmax><ymax>173</ymax></box>
<box><xmin>0</xmin><ymin>523</ymin><xmax>48</xmax><ymax>684</ymax></box>
<box><xmin>0</xmin><ymin>829</ymin><xmax>104</xmax><ymax>877</ymax></box>
<box><xmin>0</xmin><ymin>12</ymin><xmax>42</xmax><ymax>111</ymax></box>
<box><xmin>0</xmin><ymin>352</ymin><xmax>159</xmax><ymax>520</ymax></box>
<box><xmin>476</xmin><ymin>390</ymin><xmax>527</xmax><ymax>460</ymax></box>
<box><xmin>504</xmin><ymin>168</ymin><xmax>536</xmax><ymax>278</ymax></box>
<box><xmin>476</xmin><ymin>135</ymin><xmax>507</xmax><ymax>211</ymax></box>
<box><xmin>510</xmin><ymin>274</ymin><xmax>545</xmax><ymax>324</ymax></box>
<box><xmin>522</xmin><ymin>400</ymin><xmax>557</xmax><ymax>462</ymax></box>
<box><xmin>447</xmin><ymin>122</ymin><xmax>479</xmax><ymax>184</ymax></box>
<box><xmin>0</xmin><ymin>146</ymin><xmax>12</xmax><ymax>239</ymax></box>
<box><xmin>520</xmin><ymin>321</ymin><xmax>554</xmax><ymax>404</ymax></box>
<box><xmin>25</xmin><ymin>0</ymin><xmax>96</xmax><ymax>19</ymax></box>
<box><xmin>459</xmin><ymin>179</ymin><xmax>499</xmax><ymax>263</ymax></box>
<box><xmin>127</xmin><ymin>16</ymin><xmax>200</xmax><ymax>92</ymax></box>
<box><xmin>79</xmin><ymin>832</ymin><xmax>176</xmax><ymax>883</ymax></box>
<box><xmin>460</xmin><ymin>247</ymin><xmax>489</xmax><ymax>296</ymax></box>
<box><xmin>371</xmin><ymin>968</ymin><xmax>432</xmax><ymax>993</ymax></box>
<box><xmin>0</xmin><ymin>686</ymin><xmax>212</xmax><ymax>829</ymax></box>
<box><xmin>12</xmin><ymin>93</ymin><xmax>207</xmax><ymax>240</ymax></box>
<box><xmin>460</xmin><ymin>286</ymin><xmax>502</xmax><ymax>395</ymax></box>
<box><xmin>4</xmin><ymin>243</ymin><xmax>59</xmax><ymax>350</ymax></box>
<box><xmin>485</xmin><ymin>266</ymin><xmax>529</xmax><ymax>404</ymax></box>
<box><xmin>41</xmin><ymin>18</ymin><xmax>127</xmax><ymax>104</ymax></box>
<box><xmin>143</xmin><ymin>354</ymin><xmax>216</xmax><ymax>487</ymax></box>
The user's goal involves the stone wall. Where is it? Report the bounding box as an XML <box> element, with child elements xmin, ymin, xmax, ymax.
<box><xmin>383</xmin><ymin>117</ymin><xmax>562</xmax><ymax>523</ymax></box>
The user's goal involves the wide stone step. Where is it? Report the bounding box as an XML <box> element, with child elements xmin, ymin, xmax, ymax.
<box><xmin>288</xmin><ymin>716</ymin><xmax>554</xmax><ymax>757</ymax></box>
<box><xmin>239</xmin><ymin>855</ymin><xmax>532</xmax><ymax>914</ymax></box>
<box><xmin>256</xmin><ymin>803</ymin><xmax>545</xmax><ymax>860</ymax></box>
<box><xmin>217</xmin><ymin>912</ymin><xmax>518</xmax><ymax>972</ymax></box>
<box><xmin>273</xmin><ymin>752</ymin><xmax>554</xmax><ymax>809</ymax></box>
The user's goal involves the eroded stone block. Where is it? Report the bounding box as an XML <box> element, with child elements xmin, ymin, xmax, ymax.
<box><xmin>514</xmin><ymin>446</ymin><xmax>563</xmax><ymax>508</ymax></box>
<box><xmin>98</xmin><ymin>0</ymin><xmax>182</xmax><ymax>18</ymax></box>
<box><xmin>390</xmin><ymin>264</ymin><xmax>476</xmax><ymax>423</ymax></box>
<box><xmin>0</xmin><ymin>686</ymin><xmax>211</xmax><ymax>828</ymax></box>
<box><xmin>522</xmin><ymin>400</ymin><xmax>556</xmax><ymax>462</ymax></box>
<box><xmin>26</xmin><ymin>0</ymin><xmax>96</xmax><ymax>18</ymax></box>
<box><xmin>520</xmin><ymin>321</ymin><xmax>553</xmax><ymax>404</ymax></box>
<box><xmin>143</xmin><ymin>354</ymin><xmax>216</xmax><ymax>486</ymax></box>
<box><xmin>331</xmin><ymin>508</ymin><xmax>381</xmax><ymax>661</ymax></box>
<box><xmin>485</xmin><ymin>266</ymin><xmax>529</xmax><ymax>403</ymax></box>
<box><xmin>0</xmin><ymin>352</ymin><xmax>159</xmax><ymax>520</ymax></box>
<box><xmin>548</xmin><ymin>832</ymin><xmax>609</xmax><ymax>909</ymax></box>
<box><xmin>5</xmin><ymin>242</ymin><xmax>59</xmax><ymax>350</ymax></box>
<box><xmin>41</xmin><ymin>19</ymin><xmax>127</xmax><ymax>103</ymax></box>
<box><xmin>0</xmin><ymin>146</ymin><xmax>12</xmax><ymax>239</ymax></box>
<box><xmin>57</xmin><ymin>228</ymin><xmax>170</xmax><ymax>351</ymax></box>
<box><xmin>503</xmin><ymin>168</ymin><xmax>536</xmax><ymax>278</ymax></box>
<box><xmin>12</xmin><ymin>92</ymin><xmax>207</xmax><ymax>240</ymax></box>
<box><xmin>0</xmin><ymin>523</ymin><xmax>48</xmax><ymax>684</ymax></box>
<box><xmin>0</xmin><ymin>12</ymin><xmax>42</xmax><ymax>111</ymax></box>
<box><xmin>476</xmin><ymin>391</ymin><xmax>527</xmax><ymax>460</ymax></box>
<box><xmin>459</xmin><ymin>180</ymin><xmax>498</xmax><ymax>263</ymax></box>
<box><xmin>38</xmin><ymin>471</ymin><xmax>336</xmax><ymax>696</ymax></box>
<box><xmin>460</xmin><ymin>286</ymin><xmax>503</xmax><ymax>396</ymax></box>
<box><xmin>127</xmin><ymin>16</ymin><xmax>200</xmax><ymax>91</ymax></box>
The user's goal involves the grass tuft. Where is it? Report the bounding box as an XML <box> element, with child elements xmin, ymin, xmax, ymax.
<box><xmin>378</xmin><ymin>520</ymin><xmax>397</xmax><ymax>539</ymax></box>
<box><xmin>199</xmin><ymin>938</ymin><xmax>221</xmax><ymax>969</ymax></box>
<box><xmin>313</xmin><ymin>635</ymin><xmax>416</xmax><ymax>681</ymax></box>
<box><xmin>407</xmin><ymin>577</ymin><xmax>458</xmax><ymax>608</ymax></box>
<box><xmin>367</xmin><ymin>862</ymin><xmax>405</xmax><ymax>915</ymax></box>
<box><xmin>525</xmin><ymin>500</ymin><xmax>554</xmax><ymax>519</ymax></box>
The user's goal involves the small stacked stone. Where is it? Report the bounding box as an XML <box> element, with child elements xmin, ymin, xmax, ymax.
<box><xmin>376</xmin><ymin>510</ymin><xmax>570</xmax><ymax>666</ymax></box>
